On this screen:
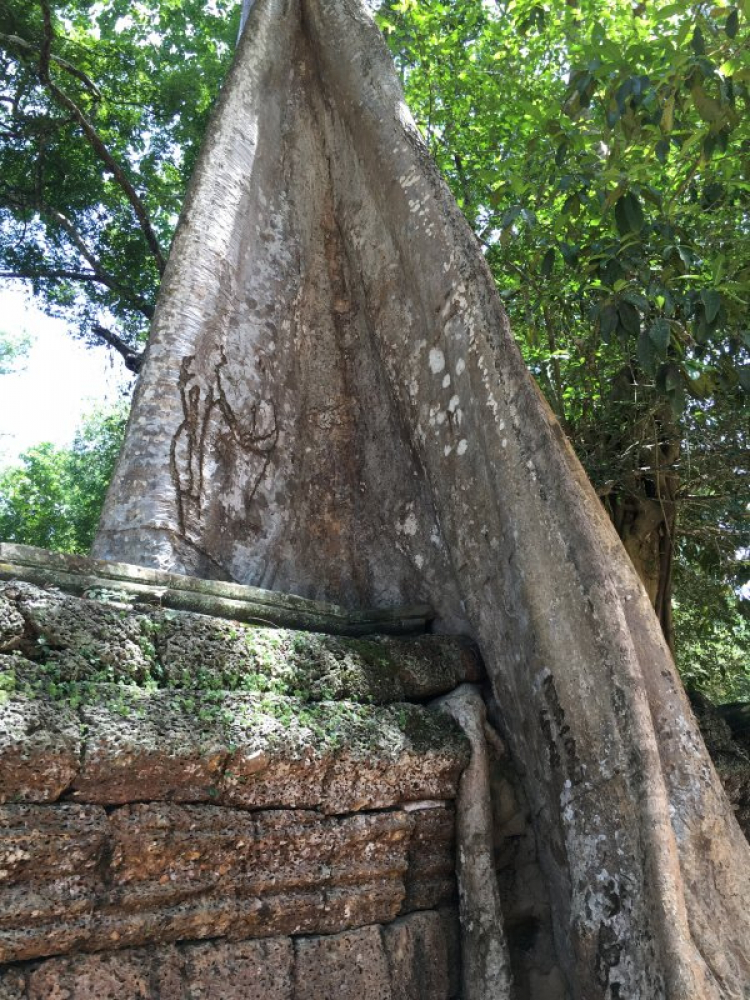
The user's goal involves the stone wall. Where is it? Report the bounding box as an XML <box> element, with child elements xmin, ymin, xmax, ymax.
<box><xmin>0</xmin><ymin>549</ymin><xmax>476</xmax><ymax>998</ymax></box>
<box><xmin>1</xmin><ymin>545</ymin><xmax>745</xmax><ymax>999</ymax></box>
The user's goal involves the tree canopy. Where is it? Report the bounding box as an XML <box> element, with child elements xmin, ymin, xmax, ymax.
<box><xmin>0</xmin><ymin>0</ymin><xmax>747</xmax><ymax>694</ymax></box>
<box><xmin>0</xmin><ymin>0</ymin><xmax>239</xmax><ymax>365</ymax></box>
<box><xmin>0</xmin><ymin>403</ymin><xmax>127</xmax><ymax>552</ymax></box>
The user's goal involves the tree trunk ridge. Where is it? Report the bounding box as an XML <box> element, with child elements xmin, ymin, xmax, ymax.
<box><xmin>94</xmin><ymin>1</ymin><xmax>750</xmax><ymax>997</ymax></box>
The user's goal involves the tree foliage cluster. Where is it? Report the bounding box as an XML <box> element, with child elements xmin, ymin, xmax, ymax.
<box><xmin>0</xmin><ymin>0</ymin><xmax>747</xmax><ymax>695</ymax></box>
<box><xmin>375</xmin><ymin>0</ymin><xmax>749</xmax><ymax>681</ymax></box>
<box><xmin>0</xmin><ymin>0</ymin><xmax>239</xmax><ymax>366</ymax></box>
<box><xmin>0</xmin><ymin>403</ymin><xmax>126</xmax><ymax>553</ymax></box>
<box><xmin>0</xmin><ymin>328</ymin><xmax>30</xmax><ymax>374</ymax></box>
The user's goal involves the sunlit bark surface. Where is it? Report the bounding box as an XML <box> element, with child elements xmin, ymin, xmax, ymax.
<box><xmin>95</xmin><ymin>2</ymin><xmax>750</xmax><ymax>997</ymax></box>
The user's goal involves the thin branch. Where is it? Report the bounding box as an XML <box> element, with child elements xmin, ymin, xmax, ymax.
<box><xmin>0</xmin><ymin>256</ymin><xmax>154</xmax><ymax>319</ymax></box>
<box><xmin>39</xmin><ymin>204</ymin><xmax>155</xmax><ymax>318</ymax></box>
<box><xmin>38</xmin><ymin>0</ymin><xmax>166</xmax><ymax>274</ymax></box>
<box><xmin>0</xmin><ymin>267</ymin><xmax>101</xmax><ymax>281</ymax></box>
<box><xmin>0</xmin><ymin>31</ymin><xmax>101</xmax><ymax>98</ymax></box>
<box><xmin>91</xmin><ymin>323</ymin><xmax>143</xmax><ymax>373</ymax></box>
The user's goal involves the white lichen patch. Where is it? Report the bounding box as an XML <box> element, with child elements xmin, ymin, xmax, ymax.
<box><xmin>457</xmin><ymin>439</ymin><xmax>468</xmax><ymax>456</ymax></box>
<box><xmin>397</xmin><ymin>510</ymin><xmax>419</xmax><ymax>537</ymax></box>
<box><xmin>456</xmin><ymin>358</ymin><xmax>466</xmax><ymax>376</ymax></box>
<box><xmin>429</xmin><ymin>348</ymin><xmax>446</xmax><ymax>374</ymax></box>
<box><xmin>442</xmin><ymin>374</ymin><xmax>451</xmax><ymax>388</ymax></box>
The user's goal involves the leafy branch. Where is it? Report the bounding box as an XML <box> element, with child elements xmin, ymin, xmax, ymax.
<box><xmin>37</xmin><ymin>0</ymin><xmax>166</xmax><ymax>274</ymax></box>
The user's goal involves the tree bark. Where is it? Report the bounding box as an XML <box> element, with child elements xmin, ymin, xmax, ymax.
<box><xmin>94</xmin><ymin>2</ymin><xmax>750</xmax><ymax>997</ymax></box>
<box><xmin>604</xmin><ymin>413</ymin><xmax>680</xmax><ymax>654</ymax></box>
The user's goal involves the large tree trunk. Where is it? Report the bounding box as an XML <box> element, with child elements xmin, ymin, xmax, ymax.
<box><xmin>94</xmin><ymin>2</ymin><xmax>750</xmax><ymax>997</ymax></box>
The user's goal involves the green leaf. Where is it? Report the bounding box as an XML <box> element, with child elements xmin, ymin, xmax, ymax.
<box><xmin>599</xmin><ymin>303</ymin><xmax>619</xmax><ymax>343</ymax></box>
<box><xmin>617</xmin><ymin>300</ymin><xmax>641</xmax><ymax>338</ymax></box>
<box><xmin>614</xmin><ymin>192</ymin><xmax>645</xmax><ymax>235</ymax></box>
<box><xmin>648</xmin><ymin>318</ymin><xmax>671</xmax><ymax>356</ymax></box>
<box><xmin>665</xmin><ymin>362</ymin><xmax>682</xmax><ymax>392</ymax></box>
<box><xmin>701</xmin><ymin>289</ymin><xmax>721</xmax><ymax>325</ymax></box>
<box><xmin>637</xmin><ymin>329</ymin><xmax>658</xmax><ymax>375</ymax></box>
<box><xmin>692</xmin><ymin>85</ymin><xmax>724</xmax><ymax>124</ymax></box>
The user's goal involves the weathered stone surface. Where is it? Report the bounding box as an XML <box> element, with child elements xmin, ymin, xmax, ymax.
<box><xmin>382</xmin><ymin>911</ymin><xmax>450</xmax><ymax>1000</ymax></box>
<box><xmin>0</xmin><ymin>543</ymin><xmax>432</xmax><ymax>635</ymax></box>
<box><xmin>0</xmin><ymin>801</ymin><xmax>426</xmax><ymax>962</ymax></box>
<box><xmin>72</xmin><ymin>690</ymin><xmax>229</xmax><ymax>805</ymax></box>
<box><xmin>0</xmin><ymin>595</ymin><xmax>23</xmax><ymax>653</ymax></box>
<box><xmin>107</xmin><ymin>804</ymin><xmax>411</xmax><ymax>905</ymax></box>
<box><xmin>221</xmin><ymin>699</ymin><xmax>468</xmax><ymax>814</ymax></box>
<box><xmin>377</xmin><ymin>635</ymin><xmax>483</xmax><ymax>700</ymax></box>
<box><xmin>10</xmin><ymin>915</ymin><xmax>454</xmax><ymax>1000</ymax></box>
<box><xmin>293</xmin><ymin>925</ymin><xmax>392</xmax><ymax>1000</ymax></box>
<box><xmin>0</xmin><ymin>665</ymin><xmax>82</xmax><ymax>804</ymax></box>
<box><xmin>0</xmin><ymin>579</ymin><xmax>477</xmax><ymax>704</ymax></box>
<box><xmin>43</xmin><ymin>688</ymin><xmax>466</xmax><ymax>811</ymax></box>
<box><xmin>10</xmin><ymin>583</ymin><xmax>157</xmax><ymax>683</ymax></box>
<box><xmin>0</xmin><ymin>570</ymin><xmax>468</xmax><ymax>975</ymax></box>
<box><xmin>0</xmin><ymin>803</ymin><xmax>107</xmax><ymax>886</ymax></box>
<box><xmin>26</xmin><ymin>948</ymin><xmax>184</xmax><ymax>1000</ymax></box>
<box><xmin>183</xmin><ymin>939</ymin><xmax>294</xmax><ymax>1000</ymax></box>
<box><xmin>401</xmin><ymin>804</ymin><xmax>456</xmax><ymax>913</ymax></box>
<box><xmin>0</xmin><ymin>969</ymin><xmax>25</xmax><ymax>1000</ymax></box>
<box><xmin>155</xmin><ymin>617</ymin><xmax>481</xmax><ymax>704</ymax></box>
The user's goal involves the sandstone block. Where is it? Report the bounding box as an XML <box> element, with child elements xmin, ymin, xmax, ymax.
<box><xmin>0</xmin><ymin>804</ymin><xmax>107</xmax><ymax>885</ymax></box>
<box><xmin>382</xmin><ymin>911</ymin><xmax>450</xmax><ymax>1000</ymax></box>
<box><xmin>0</xmin><ymin>969</ymin><xmax>25</xmax><ymax>1000</ymax></box>
<box><xmin>222</xmin><ymin>700</ymin><xmax>468</xmax><ymax>814</ymax></box>
<box><xmin>13</xmin><ymin>586</ymin><xmax>157</xmax><ymax>684</ymax></box>
<box><xmin>182</xmin><ymin>938</ymin><xmax>293</xmax><ymax>1000</ymax></box>
<box><xmin>401</xmin><ymin>804</ymin><xmax>456</xmax><ymax>912</ymax></box>
<box><xmin>71</xmin><ymin>690</ymin><xmax>228</xmax><ymax>804</ymax></box>
<box><xmin>0</xmin><ymin>675</ymin><xmax>81</xmax><ymax>804</ymax></box>
<box><xmin>107</xmin><ymin>803</ymin><xmax>411</xmax><ymax>908</ymax></box>
<box><xmin>293</xmin><ymin>925</ymin><xmax>392</xmax><ymax>1000</ymax></box>
<box><xmin>27</xmin><ymin>950</ymin><xmax>155</xmax><ymax>1000</ymax></box>
<box><xmin>0</xmin><ymin>802</ymin><xmax>420</xmax><ymax>962</ymax></box>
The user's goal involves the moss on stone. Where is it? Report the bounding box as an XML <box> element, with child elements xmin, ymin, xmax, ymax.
<box><xmin>1</xmin><ymin>582</ymin><xmax>477</xmax><ymax>708</ymax></box>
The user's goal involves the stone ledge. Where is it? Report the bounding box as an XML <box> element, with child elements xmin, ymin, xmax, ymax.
<box><xmin>0</xmin><ymin>544</ymin><xmax>433</xmax><ymax>635</ymax></box>
<box><xmin>0</xmin><ymin>580</ymin><xmax>481</xmax><ymax>704</ymax></box>
<box><xmin>0</xmin><ymin>671</ymin><xmax>469</xmax><ymax>811</ymax></box>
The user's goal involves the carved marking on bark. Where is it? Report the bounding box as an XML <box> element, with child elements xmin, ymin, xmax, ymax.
<box><xmin>170</xmin><ymin>350</ymin><xmax>279</xmax><ymax>559</ymax></box>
